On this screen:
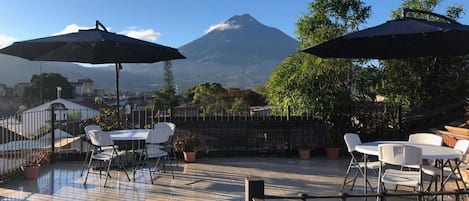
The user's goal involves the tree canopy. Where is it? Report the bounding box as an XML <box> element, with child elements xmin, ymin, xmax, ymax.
<box><xmin>22</xmin><ymin>73</ymin><xmax>75</xmax><ymax>106</ymax></box>
<box><xmin>379</xmin><ymin>0</ymin><xmax>469</xmax><ymax>112</ymax></box>
<box><xmin>266</xmin><ymin>0</ymin><xmax>371</xmax><ymax>119</ymax></box>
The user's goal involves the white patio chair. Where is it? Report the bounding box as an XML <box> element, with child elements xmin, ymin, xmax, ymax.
<box><xmin>422</xmin><ymin>139</ymin><xmax>469</xmax><ymax>192</ymax></box>
<box><xmin>403</xmin><ymin>133</ymin><xmax>442</xmax><ymax>169</ymax></box>
<box><xmin>143</xmin><ymin>123</ymin><xmax>174</xmax><ymax>184</ymax></box>
<box><xmin>80</xmin><ymin>125</ymin><xmax>102</xmax><ymax>176</ymax></box>
<box><xmin>408</xmin><ymin>133</ymin><xmax>443</xmax><ymax>146</ymax></box>
<box><xmin>377</xmin><ymin>144</ymin><xmax>424</xmax><ymax>200</ymax></box>
<box><xmin>340</xmin><ymin>133</ymin><xmax>380</xmax><ymax>192</ymax></box>
<box><xmin>83</xmin><ymin>130</ymin><xmax>130</xmax><ymax>187</ymax></box>
<box><xmin>155</xmin><ymin>122</ymin><xmax>178</xmax><ymax>167</ymax></box>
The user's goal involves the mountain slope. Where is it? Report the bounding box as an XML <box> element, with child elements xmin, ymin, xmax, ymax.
<box><xmin>0</xmin><ymin>14</ymin><xmax>298</xmax><ymax>93</ymax></box>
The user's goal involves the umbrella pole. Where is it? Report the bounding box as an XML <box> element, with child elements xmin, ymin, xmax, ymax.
<box><xmin>115</xmin><ymin>63</ymin><xmax>121</xmax><ymax>126</ymax></box>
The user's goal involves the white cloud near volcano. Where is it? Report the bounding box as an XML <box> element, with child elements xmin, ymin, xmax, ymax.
<box><xmin>0</xmin><ymin>35</ymin><xmax>16</xmax><ymax>48</ymax></box>
<box><xmin>205</xmin><ymin>22</ymin><xmax>241</xmax><ymax>34</ymax></box>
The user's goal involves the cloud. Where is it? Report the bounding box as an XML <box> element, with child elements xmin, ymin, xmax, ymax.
<box><xmin>205</xmin><ymin>22</ymin><xmax>241</xmax><ymax>34</ymax></box>
<box><xmin>52</xmin><ymin>24</ymin><xmax>95</xmax><ymax>36</ymax></box>
<box><xmin>0</xmin><ymin>35</ymin><xmax>16</xmax><ymax>48</ymax></box>
<box><xmin>120</xmin><ymin>28</ymin><xmax>161</xmax><ymax>42</ymax></box>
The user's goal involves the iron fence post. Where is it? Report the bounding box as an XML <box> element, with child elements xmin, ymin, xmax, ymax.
<box><xmin>245</xmin><ymin>177</ymin><xmax>264</xmax><ymax>201</ymax></box>
<box><xmin>50</xmin><ymin>106</ymin><xmax>55</xmax><ymax>154</ymax></box>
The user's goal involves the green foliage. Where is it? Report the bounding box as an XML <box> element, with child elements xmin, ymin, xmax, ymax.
<box><xmin>22</xmin><ymin>73</ymin><xmax>75</xmax><ymax>106</ymax></box>
<box><xmin>265</xmin><ymin>0</ymin><xmax>379</xmax><ymax>145</ymax></box>
<box><xmin>95</xmin><ymin>107</ymin><xmax>124</xmax><ymax>131</ymax></box>
<box><xmin>173</xmin><ymin>133</ymin><xmax>200</xmax><ymax>152</ymax></box>
<box><xmin>465</xmin><ymin>98</ymin><xmax>469</xmax><ymax>117</ymax></box>
<box><xmin>227</xmin><ymin>97</ymin><xmax>250</xmax><ymax>116</ymax></box>
<box><xmin>266</xmin><ymin>0</ymin><xmax>370</xmax><ymax>123</ymax></box>
<box><xmin>296</xmin><ymin>0</ymin><xmax>370</xmax><ymax>48</ymax></box>
<box><xmin>146</xmin><ymin>60</ymin><xmax>180</xmax><ymax>110</ymax></box>
<box><xmin>66</xmin><ymin>111</ymin><xmax>81</xmax><ymax>123</ymax></box>
<box><xmin>182</xmin><ymin>83</ymin><xmax>265</xmax><ymax>115</ymax></box>
<box><xmin>381</xmin><ymin>0</ymin><xmax>469</xmax><ymax>113</ymax></box>
<box><xmin>192</xmin><ymin>83</ymin><xmax>228</xmax><ymax>115</ymax></box>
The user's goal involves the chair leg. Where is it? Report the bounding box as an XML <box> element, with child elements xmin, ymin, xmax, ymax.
<box><xmin>173</xmin><ymin>149</ymin><xmax>178</xmax><ymax>168</ymax></box>
<box><xmin>83</xmin><ymin>155</ymin><xmax>94</xmax><ymax>185</ymax></box>
<box><xmin>166</xmin><ymin>155</ymin><xmax>175</xmax><ymax>179</ymax></box>
<box><xmin>104</xmin><ymin>159</ymin><xmax>112</xmax><ymax>188</ymax></box>
<box><xmin>340</xmin><ymin>159</ymin><xmax>354</xmax><ymax>192</ymax></box>
<box><xmin>80</xmin><ymin>147</ymin><xmax>92</xmax><ymax>176</ymax></box>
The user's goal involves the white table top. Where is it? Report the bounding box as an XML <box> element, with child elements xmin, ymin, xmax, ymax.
<box><xmin>355</xmin><ymin>141</ymin><xmax>462</xmax><ymax>160</ymax></box>
<box><xmin>107</xmin><ymin>129</ymin><xmax>151</xmax><ymax>141</ymax></box>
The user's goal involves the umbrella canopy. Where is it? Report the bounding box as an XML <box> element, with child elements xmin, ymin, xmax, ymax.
<box><xmin>301</xmin><ymin>17</ymin><xmax>469</xmax><ymax>59</ymax></box>
<box><xmin>0</xmin><ymin>21</ymin><xmax>185</xmax><ymax>122</ymax></box>
<box><xmin>0</xmin><ymin>25</ymin><xmax>185</xmax><ymax>64</ymax></box>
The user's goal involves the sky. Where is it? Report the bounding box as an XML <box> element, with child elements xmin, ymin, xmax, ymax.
<box><xmin>0</xmin><ymin>0</ymin><xmax>469</xmax><ymax>49</ymax></box>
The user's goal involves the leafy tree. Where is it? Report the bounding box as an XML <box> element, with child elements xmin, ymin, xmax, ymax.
<box><xmin>380</xmin><ymin>0</ymin><xmax>469</xmax><ymax>112</ymax></box>
<box><xmin>146</xmin><ymin>60</ymin><xmax>180</xmax><ymax>110</ymax></box>
<box><xmin>264</xmin><ymin>0</ymin><xmax>374</xmax><ymax>145</ymax></box>
<box><xmin>266</xmin><ymin>0</ymin><xmax>370</xmax><ymax>127</ymax></box>
<box><xmin>192</xmin><ymin>83</ymin><xmax>227</xmax><ymax>115</ymax></box>
<box><xmin>161</xmin><ymin>60</ymin><xmax>176</xmax><ymax>99</ymax></box>
<box><xmin>22</xmin><ymin>73</ymin><xmax>75</xmax><ymax>106</ymax></box>
<box><xmin>183</xmin><ymin>83</ymin><xmax>266</xmax><ymax>115</ymax></box>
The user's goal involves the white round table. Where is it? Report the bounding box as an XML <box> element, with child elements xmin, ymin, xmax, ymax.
<box><xmin>108</xmin><ymin>129</ymin><xmax>151</xmax><ymax>141</ymax></box>
<box><xmin>356</xmin><ymin>141</ymin><xmax>461</xmax><ymax>160</ymax></box>
<box><xmin>355</xmin><ymin>141</ymin><xmax>462</xmax><ymax>194</ymax></box>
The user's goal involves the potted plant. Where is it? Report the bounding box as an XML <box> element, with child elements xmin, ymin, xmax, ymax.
<box><xmin>21</xmin><ymin>149</ymin><xmax>51</xmax><ymax>180</ymax></box>
<box><xmin>325</xmin><ymin>127</ymin><xmax>343</xmax><ymax>160</ymax></box>
<box><xmin>298</xmin><ymin>144</ymin><xmax>311</xmax><ymax>160</ymax></box>
<box><xmin>173</xmin><ymin>133</ymin><xmax>200</xmax><ymax>163</ymax></box>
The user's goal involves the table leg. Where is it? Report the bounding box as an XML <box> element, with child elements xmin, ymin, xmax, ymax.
<box><xmin>364</xmin><ymin>153</ymin><xmax>368</xmax><ymax>194</ymax></box>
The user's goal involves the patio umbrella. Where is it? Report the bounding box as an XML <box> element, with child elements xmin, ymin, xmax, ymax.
<box><xmin>301</xmin><ymin>12</ymin><xmax>469</xmax><ymax>59</ymax></box>
<box><xmin>0</xmin><ymin>20</ymin><xmax>185</xmax><ymax>118</ymax></box>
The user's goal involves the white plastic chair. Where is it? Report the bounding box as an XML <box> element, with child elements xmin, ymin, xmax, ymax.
<box><xmin>144</xmin><ymin>123</ymin><xmax>174</xmax><ymax>184</ymax></box>
<box><xmin>340</xmin><ymin>133</ymin><xmax>380</xmax><ymax>192</ymax></box>
<box><xmin>83</xmin><ymin>130</ymin><xmax>130</xmax><ymax>187</ymax></box>
<box><xmin>377</xmin><ymin>144</ymin><xmax>424</xmax><ymax>197</ymax></box>
<box><xmin>422</xmin><ymin>139</ymin><xmax>469</xmax><ymax>191</ymax></box>
<box><xmin>408</xmin><ymin>133</ymin><xmax>443</xmax><ymax>146</ymax></box>
<box><xmin>157</xmin><ymin>122</ymin><xmax>178</xmax><ymax>167</ymax></box>
<box><xmin>80</xmin><ymin>125</ymin><xmax>103</xmax><ymax>176</ymax></box>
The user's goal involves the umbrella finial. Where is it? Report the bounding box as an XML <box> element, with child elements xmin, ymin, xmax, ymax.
<box><xmin>95</xmin><ymin>20</ymin><xmax>109</xmax><ymax>32</ymax></box>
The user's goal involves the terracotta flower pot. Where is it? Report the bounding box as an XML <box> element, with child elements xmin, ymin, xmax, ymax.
<box><xmin>298</xmin><ymin>148</ymin><xmax>311</xmax><ymax>160</ymax></box>
<box><xmin>22</xmin><ymin>165</ymin><xmax>40</xmax><ymax>180</ymax></box>
<box><xmin>183</xmin><ymin>151</ymin><xmax>197</xmax><ymax>163</ymax></box>
<box><xmin>325</xmin><ymin>147</ymin><xmax>341</xmax><ymax>160</ymax></box>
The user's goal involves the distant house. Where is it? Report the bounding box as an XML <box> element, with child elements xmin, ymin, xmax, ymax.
<box><xmin>20</xmin><ymin>98</ymin><xmax>100</xmax><ymax>137</ymax></box>
<box><xmin>0</xmin><ymin>84</ymin><xmax>7</xmax><ymax>96</ymax></box>
<box><xmin>174</xmin><ymin>103</ymin><xmax>199</xmax><ymax>117</ymax></box>
<box><xmin>12</xmin><ymin>83</ymin><xmax>30</xmax><ymax>97</ymax></box>
<box><xmin>71</xmin><ymin>78</ymin><xmax>94</xmax><ymax>97</ymax></box>
<box><xmin>250</xmin><ymin>106</ymin><xmax>271</xmax><ymax>116</ymax></box>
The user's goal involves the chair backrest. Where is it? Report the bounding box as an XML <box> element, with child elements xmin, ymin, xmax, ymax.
<box><xmin>88</xmin><ymin>130</ymin><xmax>113</xmax><ymax>147</ymax></box>
<box><xmin>408</xmin><ymin>133</ymin><xmax>443</xmax><ymax>146</ymax></box>
<box><xmin>454</xmin><ymin>139</ymin><xmax>469</xmax><ymax>160</ymax></box>
<box><xmin>84</xmin><ymin>125</ymin><xmax>102</xmax><ymax>138</ymax></box>
<box><xmin>378</xmin><ymin>144</ymin><xmax>422</xmax><ymax>166</ymax></box>
<box><xmin>155</xmin><ymin>122</ymin><xmax>176</xmax><ymax>135</ymax></box>
<box><xmin>344</xmin><ymin>133</ymin><xmax>361</xmax><ymax>153</ymax></box>
<box><xmin>147</xmin><ymin>123</ymin><xmax>172</xmax><ymax>144</ymax></box>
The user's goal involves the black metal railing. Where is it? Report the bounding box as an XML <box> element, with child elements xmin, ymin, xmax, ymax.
<box><xmin>246</xmin><ymin>177</ymin><xmax>469</xmax><ymax>201</ymax></box>
<box><xmin>0</xmin><ymin>102</ymin><xmax>401</xmax><ymax>178</ymax></box>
